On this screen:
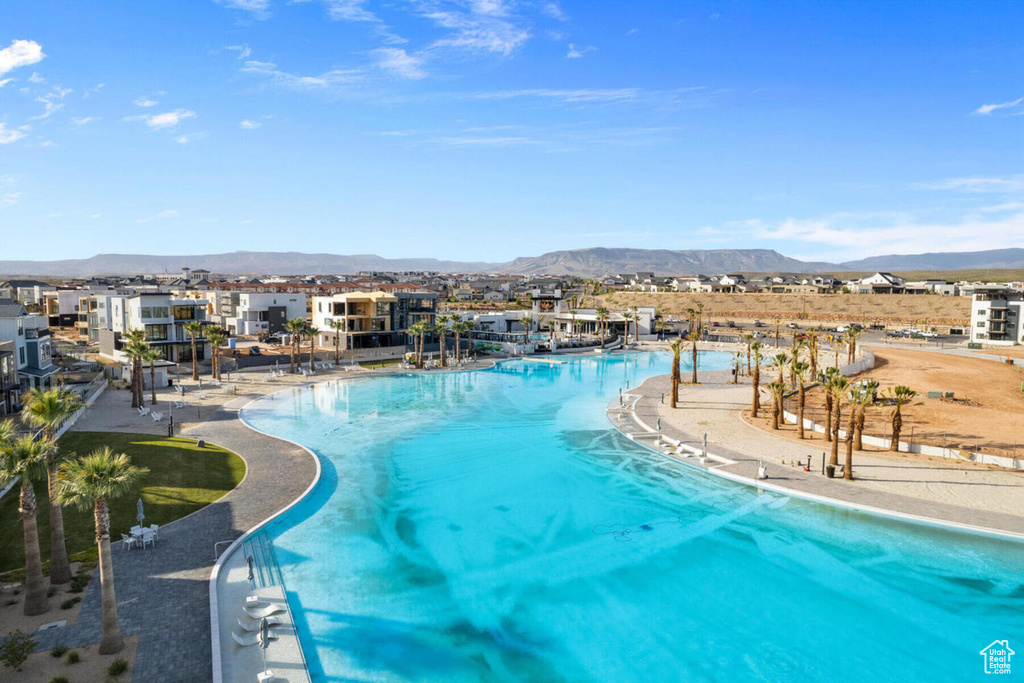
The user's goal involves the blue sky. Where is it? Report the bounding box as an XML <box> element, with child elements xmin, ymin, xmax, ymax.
<box><xmin>1</xmin><ymin>0</ymin><xmax>1022</xmax><ymax>263</ymax></box>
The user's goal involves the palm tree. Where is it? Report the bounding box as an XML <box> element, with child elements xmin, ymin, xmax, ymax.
<box><xmin>568</xmin><ymin>309</ymin><xmax>578</xmax><ymax>340</ymax></box>
<box><xmin>685</xmin><ymin>307</ymin><xmax>696</xmax><ymax>335</ymax></box>
<box><xmin>328</xmin><ymin>318</ymin><xmax>346</xmax><ymax>363</ymax></box>
<box><xmin>435</xmin><ymin>315</ymin><xmax>451</xmax><ymax>367</ymax></box>
<box><xmin>451</xmin><ymin>319</ymin><xmax>472</xmax><ymax>362</ymax></box>
<box><xmin>629</xmin><ymin>305</ymin><xmax>640</xmax><ymax>343</ymax></box>
<box><xmin>789</xmin><ymin>339</ymin><xmax>805</xmax><ymax>390</ymax></box>
<box><xmin>205</xmin><ymin>326</ymin><xmax>226</xmax><ymax>381</ymax></box>
<box><xmin>306</xmin><ymin>325</ymin><xmax>320</xmax><ymax>370</ymax></box>
<box><xmin>284</xmin><ymin>318</ymin><xmax>306</xmax><ymax>373</ymax></box>
<box><xmin>408</xmin><ymin>321</ymin><xmax>428</xmax><ymax>368</ymax></box>
<box><xmin>0</xmin><ymin>426</ymin><xmax>50</xmax><ymax>615</ymax></box>
<box><xmin>742</xmin><ymin>333</ymin><xmax>754</xmax><ymax>375</ymax></box>
<box><xmin>792</xmin><ymin>361</ymin><xmax>810</xmax><ymax>439</ymax></box>
<box><xmin>56</xmin><ymin>447</ymin><xmax>148</xmax><ymax>654</ymax></box>
<box><xmin>846</xmin><ymin>327</ymin><xmax>864</xmax><ymax>364</ymax></box>
<box><xmin>670</xmin><ymin>338</ymin><xmax>684</xmax><ymax>409</ymax></box>
<box><xmin>122</xmin><ymin>329</ymin><xmax>148</xmax><ymax>409</ymax></box>
<box><xmin>595</xmin><ymin>308</ymin><xmax>609</xmax><ymax>348</ymax></box>
<box><xmin>818</xmin><ymin>367</ymin><xmax>840</xmax><ymax>442</ymax></box>
<box><xmin>854</xmin><ymin>380</ymin><xmax>878</xmax><ymax>450</ymax></box>
<box><xmin>806</xmin><ymin>329</ymin><xmax>820</xmax><ymax>376</ymax></box>
<box><xmin>686</xmin><ymin>330</ymin><xmax>699</xmax><ymax>384</ymax></box>
<box><xmin>770</xmin><ymin>352</ymin><xmax>790</xmax><ymax>419</ymax></box>
<box><xmin>885</xmin><ymin>385</ymin><xmax>917</xmax><ymax>452</ymax></box>
<box><xmin>767</xmin><ymin>380</ymin><xmax>787</xmax><ymax>429</ymax></box>
<box><xmin>843</xmin><ymin>386</ymin><xmax>872</xmax><ymax>480</ymax></box>
<box><xmin>750</xmin><ymin>342</ymin><xmax>764</xmax><ymax>417</ymax></box>
<box><xmin>183</xmin><ymin>321</ymin><xmax>203</xmax><ymax>381</ymax></box>
<box><xmin>143</xmin><ymin>347</ymin><xmax>161</xmax><ymax>405</ymax></box>
<box><xmin>22</xmin><ymin>388</ymin><xmax>83</xmax><ymax>585</ymax></box>
<box><xmin>520</xmin><ymin>314</ymin><xmax>533</xmax><ymax>346</ymax></box>
<box><xmin>827</xmin><ymin>375</ymin><xmax>850</xmax><ymax>467</ymax></box>
<box><xmin>695</xmin><ymin>302</ymin><xmax>705</xmax><ymax>335</ymax></box>
<box><xmin>773</xmin><ymin>319</ymin><xmax>782</xmax><ymax>348</ymax></box>
<box><xmin>732</xmin><ymin>351</ymin><xmax>743</xmax><ymax>384</ymax></box>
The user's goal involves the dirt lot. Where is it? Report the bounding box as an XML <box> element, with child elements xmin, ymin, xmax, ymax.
<box><xmin>750</xmin><ymin>348</ymin><xmax>1024</xmax><ymax>459</ymax></box>
<box><xmin>598</xmin><ymin>292</ymin><xmax>971</xmax><ymax>327</ymax></box>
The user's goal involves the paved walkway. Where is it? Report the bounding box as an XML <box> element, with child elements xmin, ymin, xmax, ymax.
<box><xmin>620</xmin><ymin>369</ymin><xmax>1024</xmax><ymax>537</ymax></box>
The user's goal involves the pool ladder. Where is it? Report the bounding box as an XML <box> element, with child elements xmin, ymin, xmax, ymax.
<box><xmin>242</xmin><ymin>530</ymin><xmax>284</xmax><ymax>589</ymax></box>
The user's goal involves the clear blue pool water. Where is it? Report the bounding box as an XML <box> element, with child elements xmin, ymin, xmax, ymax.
<box><xmin>242</xmin><ymin>351</ymin><xmax>1024</xmax><ymax>683</ymax></box>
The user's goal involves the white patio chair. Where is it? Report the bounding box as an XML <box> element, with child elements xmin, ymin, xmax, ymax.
<box><xmin>148</xmin><ymin>523</ymin><xmax>159</xmax><ymax>540</ymax></box>
<box><xmin>121</xmin><ymin>533</ymin><xmax>137</xmax><ymax>551</ymax></box>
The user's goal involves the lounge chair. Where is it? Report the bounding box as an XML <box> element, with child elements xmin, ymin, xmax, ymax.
<box><xmin>244</xmin><ymin>604</ymin><xmax>285</xmax><ymax>620</ymax></box>
<box><xmin>232</xmin><ymin>630</ymin><xmax>278</xmax><ymax>647</ymax></box>
<box><xmin>151</xmin><ymin>411</ymin><xmax>163</xmax><ymax>421</ymax></box>
<box><xmin>237</xmin><ymin>616</ymin><xmax>281</xmax><ymax>632</ymax></box>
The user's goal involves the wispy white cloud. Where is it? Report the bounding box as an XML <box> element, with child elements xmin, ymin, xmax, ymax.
<box><xmin>241</xmin><ymin>58</ymin><xmax>363</xmax><ymax>89</ymax></box>
<box><xmin>322</xmin><ymin>0</ymin><xmax>378</xmax><ymax>22</ymax></box>
<box><xmin>133</xmin><ymin>96</ymin><xmax>159</xmax><ymax>107</ymax></box>
<box><xmin>566</xmin><ymin>43</ymin><xmax>595</xmax><ymax>59</ymax></box>
<box><xmin>27</xmin><ymin>71</ymin><xmax>45</xmax><ymax>84</ymax></box>
<box><xmin>372</xmin><ymin>48</ymin><xmax>426</xmax><ymax>79</ymax></box>
<box><xmin>240</xmin><ymin>119</ymin><xmax>261</xmax><ymax>129</ymax></box>
<box><xmin>89</xmin><ymin>213</ymin><xmax>101</xmax><ymax>219</ymax></box>
<box><xmin>213</xmin><ymin>0</ymin><xmax>271</xmax><ymax>17</ymax></box>
<box><xmin>31</xmin><ymin>86</ymin><xmax>72</xmax><ymax>119</ymax></box>
<box><xmin>71</xmin><ymin>116</ymin><xmax>99</xmax><ymax>125</ymax></box>
<box><xmin>416</xmin><ymin>0</ymin><xmax>530</xmax><ymax>57</ymax></box>
<box><xmin>471</xmin><ymin>87</ymin><xmax>640</xmax><ymax>103</ymax></box>
<box><xmin>625</xmin><ymin>28</ymin><xmax>638</xmax><ymax>36</ymax></box>
<box><xmin>125</xmin><ymin>109</ymin><xmax>197</xmax><ymax>129</ymax></box>
<box><xmin>137</xmin><ymin>209</ymin><xmax>180</xmax><ymax>224</ymax></box>
<box><xmin>0</xmin><ymin>78</ymin><xmax>13</xmax><ymax>88</ymax></box>
<box><xmin>434</xmin><ymin>135</ymin><xmax>538</xmax><ymax>147</ymax></box>
<box><xmin>0</xmin><ymin>192</ymin><xmax>21</xmax><ymax>207</ymax></box>
<box><xmin>0</xmin><ymin>123</ymin><xmax>28</xmax><ymax>144</ymax></box>
<box><xmin>0</xmin><ymin>39</ymin><xmax>45</xmax><ymax>76</ymax></box>
<box><xmin>915</xmin><ymin>175</ymin><xmax>1024</xmax><ymax>193</ymax></box>
<box><xmin>174</xmin><ymin>133</ymin><xmax>204</xmax><ymax>144</ymax></box>
<box><xmin>972</xmin><ymin>97</ymin><xmax>1023</xmax><ymax>116</ymax></box>
<box><xmin>226</xmin><ymin>44</ymin><xmax>252</xmax><ymax>59</ymax></box>
<box><xmin>541</xmin><ymin>2</ymin><xmax>567</xmax><ymax>21</ymax></box>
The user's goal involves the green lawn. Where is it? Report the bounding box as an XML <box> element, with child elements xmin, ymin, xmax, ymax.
<box><xmin>359</xmin><ymin>358</ymin><xmax>404</xmax><ymax>369</ymax></box>
<box><xmin>0</xmin><ymin>432</ymin><xmax>245</xmax><ymax>574</ymax></box>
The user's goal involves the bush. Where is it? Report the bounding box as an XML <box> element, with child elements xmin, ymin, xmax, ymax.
<box><xmin>67</xmin><ymin>575</ymin><xmax>91</xmax><ymax>594</ymax></box>
<box><xmin>107</xmin><ymin>658</ymin><xmax>129</xmax><ymax>676</ymax></box>
<box><xmin>0</xmin><ymin>629</ymin><xmax>37</xmax><ymax>670</ymax></box>
<box><xmin>65</xmin><ymin>650</ymin><xmax>80</xmax><ymax>664</ymax></box>
<box><xmin>50</xmin><ymin>645</ymin><xmax>68</xmax><ymax>658</ymax></box>
<box><xmin>60</xmin><ymin>597</ymin><xmax>81</xmax><ymax>610</ymax></box>
<box><xmin>49</xmin><ymin>677</ymin><xmax>70</xmax><ymax>683</ymax></box>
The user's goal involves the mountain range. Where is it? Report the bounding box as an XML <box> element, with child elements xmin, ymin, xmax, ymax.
<box><xmin>0</xmin><ymin>247</ymin><xmax>1022</xmax><ymax>278</ymax></box>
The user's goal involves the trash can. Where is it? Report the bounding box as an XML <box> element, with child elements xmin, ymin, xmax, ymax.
<box><xmin>228</xmin><ymin>338</ymin><xmax>237</xmax><ymax>349</ymax></box>
<box><xmin>825</xmin><ymin>464</ymin><xmax>836</xmax><ymax>478</ymax></box>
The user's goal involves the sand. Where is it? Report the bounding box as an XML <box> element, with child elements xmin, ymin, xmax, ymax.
<box><xmin>3</xmin><ymin>635</ymin><xmax>138</xmax><ymax>683</ymax></box>
<box><xmin>0</xmin><ymin>563</ymin><xmax>93</xmax><ymax>636</ymax></box>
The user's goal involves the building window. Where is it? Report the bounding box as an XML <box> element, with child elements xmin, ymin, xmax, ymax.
<box><xmin>371</xmin><ymin>318</ymin><xmax>386</xmax><ymax>332</ymax></box>
<box><xmin>172</xmin><ymin>305</ymin><xmax>197</xmax><ymax>321</ymax></box>
<box><xmin>977</xmin><ymin>321</ymin><xmax>985</xmax><ymax>327</ymax></box>
<box><xmin>141</xmin><ymin>307</ymin><xmax>152</xmax><ymax>319</ymax></box>
<box><xmin>145</xmin><ymin>324</ymin><xmax>169</xmax><ymax>341</ymax></box>
<box><xmin>376</xmin><ymin>302</ymin><xmax>391</xmax><ymax>316</ymax></box>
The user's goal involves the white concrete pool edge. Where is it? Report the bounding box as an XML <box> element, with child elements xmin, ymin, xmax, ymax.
<box><xmin>210</xmin><ymin>384</ymin><xmax>325</xmax><ymax>683</ymax></box>
<box><xmin>613</xmin><ymin>376</ymin><xmax>1024</xmax><ymax>544</ymax></box>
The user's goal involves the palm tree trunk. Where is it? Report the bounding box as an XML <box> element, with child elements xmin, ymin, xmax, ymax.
<box><xmin>289</xmin><ymin>338</ymin><xmax>296</xmax><ymax>373</ymax></box>
<box><xmin>439</xmin><ymin>330</ymin><xmax>447</xmax><ymax>367</ymax></box>
<box><xmin>844</xmin><ymin>406</ymin><xmax>856</xmax><ymax>479</ymax></box>
<box><xmin>691</xmin><ymin>343</ymin><xmax>698</xmax><ymax>384</ymax></box>
<box><xmin>854</xmin><ymin>408</ymin><xmax>865</xmax><ymax>451</ymax></box>
<box><xmin>334</xmin><ymin>336</ymin><xmax>340</xmax><ymax>364</ymax></box>
<box><xmin>20</xmin><ymin>481</ymin><xmax>49</xmax><ymax>616</ymax></box>
<box><xmin>890</xmin><ymin>406</ymin><xmax>902</xmax><ymax>452</ymax></box>
<box><xmin>454</xmin><ymin>332</ymin><xmax>461</xmax><ymax>362</ymax></box>
<box><xmin>191</xmin><ymin>338</ymin><xmax>199</xmax><ymax>381</ymax></box>
<box><xmin>751</xmin><ymin>368</ymin><xmax>760</xmax><ymax>417</ymax></box>
<box><xmin>47</xmin><ymin>463</ymin><xmax>72</xmax><ymax>584</ymax></box>
<box><xmin>824</xmin><ymin>394</ymin><xmax>832</xmax><ymax>442</ymax></box>
<box><xmin>797</xmin><ymin>386</ymin><xmax>806</xmax><ymax>439</ymax></box>
<box><xmin>829</xmin><ymin>400</ymin><xmax>841</xmax><ymax>466</ymax></box>
<box><xmin>95</xmin><ymin>498</ymin><xmax>124</xmax><ymax>654</ymax></box>
<box><xmin>309</xmin><ymin>337</ymin><xmax>314</xmax><ymax>369</ymax></box>
<box><xmin>149</xmin><ymin>362</ymin><xmax>157</xmax><ymax>405</ymax></box>
<box><xmin>772</xmin><ymin>398</ymin><xmax>779</xmax><ymax>429</ymax></box>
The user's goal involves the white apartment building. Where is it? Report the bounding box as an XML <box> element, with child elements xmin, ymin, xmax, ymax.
<box><xmin>970</xmin><ymin>286</ymin><xmax>1023</xmax><ymax>345</ymax></box>
<box><xmin>99</xmin><ymin>293</ymin><xmax>209</xmax><ymax>363</ymax></box>
<box><xmin>213</xmin><ymin>292</ymin><xmax>307</xmax><ymax>335</ymax></box>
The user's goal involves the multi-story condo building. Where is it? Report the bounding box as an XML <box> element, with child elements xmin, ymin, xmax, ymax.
<box><xmin>970</xmin><ymin>286</ymin><xmax>1023</xmax><ymax>345</ymax></box>
<box><xmin>212</xmin><ymin>292</ymin><xmax>307</xmax><ymax>335</ymax></box>
<box><xmin>98</xmin><ymin>293</ymin><xmax>209</xmax><ymax>363</ymax></box>
<box><xmin>0</xmin><ymin>300</ymin><xmax>59</xmax><ymax>398</ymax></box>
<box><xmin>0</xmin><ymin>340</ymin><xmax>19</xmax><ymax>416</ymax></box>
<box><xmin>312</xmin><ymin>291</ymin><xmax>437</xmax><ymax>351</ymax></box>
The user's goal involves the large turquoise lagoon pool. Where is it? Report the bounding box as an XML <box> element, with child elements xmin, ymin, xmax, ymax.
<box><xmin>242</xmin><ymin>351</ymin><xmax>1023</xmax><ymax>682</ymax></box>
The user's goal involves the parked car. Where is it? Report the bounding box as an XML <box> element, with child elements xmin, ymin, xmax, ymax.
<box><xmin>753</xmin><ymin>320</ymin><xmax>763</xmax><ymax>327</ymax></box>
<box><xmin>726</xmin><ymin>320</ymin><xmax>736</xmax><ymax>328</ymax></box>
<box><xmin>710</xmin><ymin>321</ymin><xmax>720</xmax><ymax>327</ymax></box>
<box><xmin>264</xmin><ymin>336</ymin><xmax>282</xmax><ymax>345</ymax></box>
<box><xmin>787</xmin><ymin>322</ymin><xmax>799</xmax><ymax>329</ymax></box>
<box><xmin>248</xmin><ymin>346</ymin><xmax>262</xmax><ymax>356</ymax></box>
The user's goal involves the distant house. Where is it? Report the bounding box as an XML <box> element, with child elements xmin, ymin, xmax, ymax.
<box><xmin>854</xmin><ymin>272</ymin><xmax>905</xmax><ymax>294</ymax></box>
<box><xmin>0</xmin><ymin>300</ymin><xmax>60</xmax><ymax>399</ymax></box>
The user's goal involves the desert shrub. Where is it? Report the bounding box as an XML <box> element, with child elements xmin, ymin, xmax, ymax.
<box><xmin>49</xmin><ymin>677</ymin><xmax>70</xmax><ymax>683</ymax></box>
<box><xmin>60</xmin><ymin>597</ymin><xmax>81</xmax><ymax>610</ymax></box>
<box><xmin>107</xmin><ymin>658</ymin><xmax>129</xmax><ymax>676</ymax></box>
<box><xmin>0</xmin><ymin>629</ymin><xmax>37</xmax><ymax>670</ymax></box>
<box><xmin>50</xmin><ymin>645</ymin><xmax>68</xmax><ymax>658</ymax></box>
<box><xmin>65</xmin><ymin>650</ymin><xmax>80</xmax><ymax>664</ymax></box>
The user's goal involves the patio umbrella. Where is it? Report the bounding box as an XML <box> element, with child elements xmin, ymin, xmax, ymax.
<box><xmin>259</xmin><ymin>616</ymin><xmax>271</xmax><ymax>668</ymax></box>
<box><xmin>136</xmin><ymin>498</ymin><xmax>145</xmax><ymax>526</ymax></box>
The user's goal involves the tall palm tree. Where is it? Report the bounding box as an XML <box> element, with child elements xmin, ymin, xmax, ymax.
<box><xmin>791</xmin><ymin>361</ymin><xmax>810</xmax><ymax>439</ymax></box>
<box><xmin>750</xmin><ymin>342</ymin><xmax>764</xmax><ymax>417</ymax></box>
<box><xmin>685</xmin><ymin>307</ymin><xmax>696</xmax><ymax>335</ymax></box>
<box><xmin>686</xmin><ymin>330</ymin><xmax>699</xmax><ymax>384</ymax></box>
<box><xmin>806</xmin><ymin>329</ymin><xmax>820</xmax><ymax>376</ymax></box>
<box><xmin>183</xmin><ymin>320</ymin><xmax>203</xmax><ymax>381</ymax></box>
<box><xmin>328</xmin><ymin>318</ymin><xmax>346</xmax><ymax>363</ymax></box>
<box><xmin>773</xmin><ymin>319</ymin><xmax>782</xmax><ymax>348</ymax></box>
<box><xmin>408</xmin><ymin>321</ymin><xmax>428</xmax><ymax>368</ymax></box>
<box><xmin>629</xmin><ymin>305</ymin><xmax>640</xmax><ymax>343</ymax></box>
<box><xmin>56</xmin><ymin>447</ymin><xmax>148</xmax><ymax>654</ymax></box>
<box><xmin>827</xmin><ymin>375</ymin><xmax>850</xmax><ymax>467</ymax></box>
<box><xmin>306</xmin><ymin>325</ymin><xmax>320</xmax><ymax>370</ymax></box>
<box><xmin>885</xmin><ymin>385</ymin><xmax>917</xmax><ymax>452</ymax></box>
<box><xmin>853</xmin><ymin>380</ymin><xmax>879</xmax><ymax>450</ymax></box>
<box><xmin>818</xmin><ymin>367</ymin><xmax>840</xmax><ymax>442</ymax></box>
<box><xmin>844</xmin><ymin>386</ymin><xmax>873</xmax><ymax>480</ymax></box>
<box><xmin>284</xmin><ymin>317</ymin><xmax>306</xmax><ymax>373</ymax></box>
<box><xmin>770</xmin><ymin>352</ymin><xmax>790</xmax><ymax>419</ymax></box>
<box><xmin>205</xmin><ymin>326</ymin><xmax>226</xmax><ymax>381</ymax></box>
<box><xmin>732</xmin><ymin>351</ymin><xmax>743</xmax><ymax>384</ymax></box>
<box><xmin>846</xmin><ymin>327</ymin><xmax>864</xmax><ymax>364</ymax></box>
<box><xmin>568</xmin><ymin>309</ymin><xmax>578</xmax><ymax>340</ymax></box>
<box><xmin>595</xmin><ymin>308</ymin><xmax>609</xmax><ymax>348</ymax></box>
<box><xmin>789</xmin><ymin>339</ymin><xmax>806</xmax><ymax>390</ymax></box>
<box><xmin>767</xmin><ymin>380</ymin><xmax>787</xmax><ymax>430</ymax></box>
<box><xmin>670</xmin><ymin>338</ymin><xmax>684</xmax><ymax>409</ymax></box>
<box><xmin>143</xmin><ymin>347</ymin><xmax>161</xmax><ymax>405</ymax></box>
<box><xmin>22</xmin><ymin>387</ymin><xmax>83</xmax><ymax>584</ymax></box>
<box><xmin>451</xmin><ymin>319</ymin><xmax>471</xmax><ymax>362</ymax></box>
<box><xmin>520</xmin><ymin>314</ymin><xmax>533</xmax><ymax>346</ymax></box>
<box><xmin>122</xmin><ymin>329</ymin><xmax>148</xmax><ymax>409</ymax></box>
<box><xmin>435</xmin><ymin>315</ymin><xmax>451</xmax><ymax>367</ymax></box>
<box><xmin>743</xmin><ymin>333</ymin><xmax>754</xmax><ymax>375</ymax></box>
<box><xmin>695</xmin><ymin>302</ymin><xmax>704</xmax><ymax>335</ymax></box>
<box><xmin>0</xmin><ymin>430</ymin><xmax>51</xmax><ymax>615</ymax></box>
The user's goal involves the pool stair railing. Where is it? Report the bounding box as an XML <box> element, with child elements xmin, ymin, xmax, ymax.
<box><xmin>242</xmin><ymin>530</ymin><xmax>285</xmax><ymax>589</ymax></box>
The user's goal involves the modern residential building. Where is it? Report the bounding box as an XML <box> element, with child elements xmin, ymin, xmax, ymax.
<box><xmin>98</xmin><ymin>293</ymin><xmax>209</xmax><ymax>363</ymax></box>
<box><xmin>970</xmin><ymin>286</ymin><xmax>1023</xmax><ymax>345</ymax></box>
<box><xmin>213</xmin><ymin>291</ymin><xmax>307</xmax><ymax>335</ymax></box>
<box><xmin>0</xmin><ymin>340</ymin><xmax>18</xmax><ymax>416</ymax></box>
<box><xmin>313</xmin><ymin>290</ymin><xmax>437</xmax><ymax>351</ymax></box>
<box><xmin>0</xmin><ymin>299</ymin><xmax>60</xmax><ymax>395</ymax></box>
<box><xmin>852</xmin><ymin>272</ymin><xmax>906</xmax><ymax>294</ymax></box>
